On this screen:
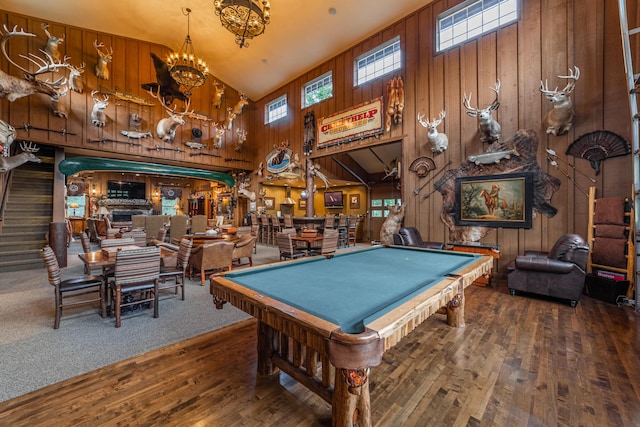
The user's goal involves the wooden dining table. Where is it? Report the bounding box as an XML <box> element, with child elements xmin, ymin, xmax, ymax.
<box><xmin>78</xmin><ymin>245</ymin><xmax>175</xmax><ymax>272</ymax></box>
<box><xmin>291</xmin><ymin>234</ymin><xmax>324</xmax><ymax>255</ymax></box>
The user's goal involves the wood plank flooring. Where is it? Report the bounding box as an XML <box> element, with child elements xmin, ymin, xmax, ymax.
<box><xmin>1</xmin><ymin>279</ymin><xmax>639</xmax><ymax>426</ymax></box>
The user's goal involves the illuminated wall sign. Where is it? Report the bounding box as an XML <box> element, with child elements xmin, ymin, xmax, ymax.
<box><xmin>316</xmin><ymin>97</ymin><xmax>383</xmax><ymax>149</ymax></box>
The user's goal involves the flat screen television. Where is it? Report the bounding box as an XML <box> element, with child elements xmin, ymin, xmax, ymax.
<box><xmin>107</xmin><ymin>180</ymin><xmax>146</xmax><ymax>200</ymax></box>
<box><xmin>324</xmin><ymin>191</ymin><xmax>344</xmax><ymax>208</ymax></box>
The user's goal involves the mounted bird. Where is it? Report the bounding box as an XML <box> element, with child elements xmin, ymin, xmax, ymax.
<box><xmin>141</xmin><ymin>52</ymin><xmax>187</xmax><ymax>106</ymax></box>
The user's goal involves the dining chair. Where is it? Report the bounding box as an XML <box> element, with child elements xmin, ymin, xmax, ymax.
<box><xmin>158</xmin><ymin>238</ymin><xmax>193</xmax><ymax>300</ymax></box>
<box><xmin>121</xmin><ymin>230</ymin><xmax>147</xmax><ymax>247</ymax></box>
<box><xmin>40</xmin><ymin>246</ymin><xmax>106</xmax><ymax>329</ymax></box>
<box><xmin>276</xmin><ymin>232</ymin><xmax>306</xmax><ymax>261</ymax></box>
<box><xmin>100</xmin><ymin>237</ymin><xmax>136</xmax><ymax>248</ymax></box>
<box><xmin>190</xmin><ymin>215</ymin><xmax>208</xmax><ymax>234</ymax></box>
<box><xmin>310</xmin><ymin>229</ymin><xmax>339</xmax><ymax>256</ymax></box>
<box><xmin>188</xmin><ymin>240</ymin><xmax>235</xmax><ymax>285</ymax></box>
<box><xmin>79</xmin><ymin>232</ymin><xmax>99</xmax><ymax>275</ymax></box>
<box><xmin>112</xmin><ymin>246</ymin><xmax>161</xmax><ymax>328</ymax></box>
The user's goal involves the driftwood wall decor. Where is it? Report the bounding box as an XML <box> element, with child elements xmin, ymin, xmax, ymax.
<box><xmin>436</xmin><ymin>129</ymin><xmax>561</xmax><ymax>242</ymax></box>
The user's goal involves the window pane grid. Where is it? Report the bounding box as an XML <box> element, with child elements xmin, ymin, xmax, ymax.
<box><xmin>437</xmin><ymin>0</ymin><xmax>519</xmax><ymax>52</ymax></box>
<box><xmin>303</xmin><ymin>73</ymin><xmax>333</xmax><ymax>107</ymax></box>
<box><xmin>266</xmin><ymin>95</ymin><xmax>287</xmax><ymax>124</ymax></box>
<box><xmin>355</xmin><ymin>39</ymin><xmax>401</xmax><ymax>86</ymax></box>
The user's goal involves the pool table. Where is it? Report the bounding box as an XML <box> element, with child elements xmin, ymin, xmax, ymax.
<box><xmin>210</xmin><ymin>245</ymin><xmax>492</xmax><ymax>427</ymax></box>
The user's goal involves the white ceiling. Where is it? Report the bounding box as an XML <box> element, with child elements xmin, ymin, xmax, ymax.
<box><xmin>3</xmin><ymin>0</ymin><xmax>432</xmax><ymax>101</ymax></box>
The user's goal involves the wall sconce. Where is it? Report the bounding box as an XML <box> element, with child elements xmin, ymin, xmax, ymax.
<box><xmin>92</xmin><ymin>185</ymin><xmax>96</xmax><ymax>195</ymax></box>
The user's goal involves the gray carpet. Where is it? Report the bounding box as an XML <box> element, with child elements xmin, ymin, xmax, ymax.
<box><xmin>0</xmin><ymin>240</ymin><xmax>286</xmax><ymax>403</ymax></box>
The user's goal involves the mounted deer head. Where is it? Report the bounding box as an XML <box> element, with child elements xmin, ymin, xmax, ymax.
<box><xmin>235</xmin><ymin>129</ymin><xmax>247</xmax><ymax>152</ymax></box>
<box><xmin>212</xmin><ymin>122</ymin><xmax>225</xmax><ymax>149</ymax></box>
<box><xmin>93</xmin><ymin>40</ymin><xmax>113</xmax><ymax>80</ymax></box>
<box><xmin>232</xmin><ymin>92</ymin><xmax>249</xmax><ymax>115</ymax></box>
<box><xmin>91</xmin><ymin>90</ymin><xmax>109</xmax><ymax>127</ymax></box>
<box><xmin>540</xmin><ymin>66</ymin><xmax>580</xmax><ymax>136</ymax></box>
<box><xmin>225</xmin><ymin>107</ymin><xmax>237</xmax><ymax>130</ymax></box>
<box><xmin>50</xmin><ymin>86</ymin><xmax>69</xmax><ymax>118</ymax></box>
<box><xmin>68</xmin><ymin>62</ymin><xmax>85</xmax><ymax>93</ymax></box>
<box><xmin>41</xmin><ymin>23</ymin><xmax>64</xmax><ymax>62</ymax></box>
<box><xmin>212</xmin><ymin>80</ymin><xmax>225</xmax><ymax>108</ymax></box>
<box><xmin>148</xmin><ymin>87</ymin><xmax>192</xmax><ymax>142</ymax></box>
<box><xmin>0</xmin><ymin>25</ymin><xmax>71</xmax><ymax>102</ymax></box>
<box><xmin>417</xmin><ymin>110</ymin><xmax>449</xmax><ymax>154</ymax></box>
<box><xmin>0</xmin><ymin>141</ymin><xmax>41</xmax><ymax>173</ymax></box>
<box><xmin>463</xmin><ymin>80</ymin><xmax>501</xmax><ymax>144</ymax></box>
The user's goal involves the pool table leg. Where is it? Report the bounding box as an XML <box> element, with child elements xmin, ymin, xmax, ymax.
<box><xmin>332</xmin><ymin>368</ymin><xmax>372</xmax><ymax>427</ymax></box>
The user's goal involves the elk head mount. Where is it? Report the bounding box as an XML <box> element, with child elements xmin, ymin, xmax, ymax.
<box><xmin>417</xmin><ymin>110</ymin><xmax>449</xmax><ymax>154</ymax></box>
<box><xmin>463</xmin><ymin>80</ymin><xmax>502</xmax><ymax>144</ymax></box>
<box><xmin>0</xmin><ymin>25</ymin><xmax>72</xmax><ymax>103</ymax></box>
<box><xmin>540</xmin><ymin>66</ymin><xmax>580</xmax><ymax>136</ymax></box>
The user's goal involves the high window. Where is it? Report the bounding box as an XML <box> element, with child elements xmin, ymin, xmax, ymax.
<box><xmin>303</xmin><ymin>72</ymin><xmax>333</xmax><ymax>108</ymax></box>
<box><xmin>265</xmin><ymin>95</ymin><xmax>287</xmax><ymax>124</ymax></box>
<box><xmin>437</xmin><ymin>0</ymin><xmax>520</xmax><ymax>52</ymax></box>
<box><xmin>354</xmin><ymin>37</ymin><xmax>401</xmax><ymax>86</ymax></box>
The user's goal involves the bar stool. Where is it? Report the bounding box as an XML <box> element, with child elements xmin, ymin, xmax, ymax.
<box><xmin>259</xmin><ymin>215</ymin><xmax>271</xmax><ymax>245</ymax></box>
<box><xmin>283</xmin><ymin>214</ymin><xmax>294</xmax><ymax>229</ymax></box>
<box><xmin>337</xmin><ymin>215</ymin><xmax>348</xmax><ymax>248</ymax></box>
<box><xmin>348</xmin><ymin>215</ymin><xmax>358</xmax><ymax>246</ymax></box>
<box><xmin>271</xmin><ymin>215</ymin><xmax>283</xmax><ymax>244</ymax></box>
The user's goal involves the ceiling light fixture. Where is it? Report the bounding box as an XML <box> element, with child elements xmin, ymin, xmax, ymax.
<box><xmin>167</xmin><ymin>8</ymin><xmax>209</xmax><ymax>96</ymax></box>
<box><xmin>214</xmin><ymin>0</ymin><xmax>271</xmax><ymax>48</ymax></box>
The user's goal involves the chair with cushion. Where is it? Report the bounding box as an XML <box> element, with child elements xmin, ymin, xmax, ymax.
<box><xmin>40</xmin><ymin>246</ymin><xmax>106</xmax><ymax>329</ymax></box>
<box><xmin>144</xmin><ymin>215</ymin><xmax>167</xmax><ymax>245</ymax></box>
<box><xmin>131</xmin><ymin>215</ymin><xmax>147</xmax><ymax>230</ymax></box>
<box><xmin>232</xmin><ymin>234</ymin><xmax>257</xmax><ymax>267</ymax></box>
<box><xmin>392</xmin><ymin>227</ymin><xmax>444</xmax><ymax>249</ymax></box>
<box><xmin>507</xmin><ymin>233</ymin><xmax>590</xmax><ymax>307</ymax></box>
<box><xmin>170</xmin><ymin>215</ymin><xmax>189</xmax><ymax>244</ymax></box>
<box><xmin>309</xmin><ymin>228</ymin><xmax>339</xmax><ymax>256</ymax></box>
<box><xmin>188</xmin><ymin>240</ymin><xmax>235</xmax><ymax>285</ymax></box>
<box><xmin>86</xmin><ymin>218</ymin><xmax>99</xmax><ymax>242</ymax></box>
<box><xmin>276</xmin><ymin>232</ymin><xmax>306</xmax><ymax>261</ymax></box>
<box><xmin>190</xmin><ymin>215</ymin><xmax>208</xmax><ymax>234</ymax></box>
<box><xmin>79</xmin><ymin>232</ymin><xmax>96</xmax><ymax>274</ymax></box>
<box><xmin>111</xmin><ymin>247</ymin><xmax>161</xmax><ymax>328</ymax></box>
<box><xmin>100</xmin><ymin>237</ymin><xmax>136</xmax><ymax>249</ymax></box>
<box><xmin>158</xmin><ymin>238</ymin><xmax>193</xmax><ymax>300</ymax></box>
<box><xmin>121</xmin><ymin>230</ymin><xmax>147</xmax><ymax>247</ymax></box>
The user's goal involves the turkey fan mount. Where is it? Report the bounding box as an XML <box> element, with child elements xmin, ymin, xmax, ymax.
<box><xmin>566</xmin><ymin>130</ymin><xmax>631</xmax><ymax>175</ymax></box>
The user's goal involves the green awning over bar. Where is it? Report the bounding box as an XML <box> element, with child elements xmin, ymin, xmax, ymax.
<box><xmin>58</xmin><ymin>157</ymin><xmax>235</xmax><ymax>188</ymax></box>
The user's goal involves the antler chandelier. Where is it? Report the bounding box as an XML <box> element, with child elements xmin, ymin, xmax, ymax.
<box><xmin>167</xmin><ymin>8</ymin><xmax>209</xmax><ymax>96</ymax></box>
<box><xmin>214</xmin><ymin>0</ymin><xmax>271</xmax><ymax>48</ymax></box>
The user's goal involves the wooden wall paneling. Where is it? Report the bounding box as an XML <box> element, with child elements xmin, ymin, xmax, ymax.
<box><xmin>460</xmin><ymin>41</ymin><xmax>479</xmax><ymax>161</ymax></box>
<box><xmin>406</xmin><ymin>11</ymin><xmax>423</xmax><ymax>233</ymax></box>
<box><xmin>66</xmin><ymin>26</ymin><xmax>85</xmax><ymax>141</ymax></box>
<box><xmin>24</xmin><ymin>16</ymin><xmax>50</xmax><ymax>146</ymax></box>
<box><xmin>4</xmin><ymin>14</ymin><xmax>30</xmax><ymax>143</ymax></box>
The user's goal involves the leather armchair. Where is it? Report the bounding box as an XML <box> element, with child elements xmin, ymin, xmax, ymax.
<box><xmin>188</xmin><ymin>240</ymin><xmax>235</xmax><ymax>285</ymax></box>
<box><xmin>232</xmin><ymin>234</ymin><xmax>257</xmax><ymax>267</ymax></box>
<box><xmin>507</xmin><ymin>233</ymin><xmax>590</xmax><ymax>307</ymax></box>
<box><xmin>393</xmin><ymin>227</ymin><xmax>444</xmax><ymax>250</ymax></box>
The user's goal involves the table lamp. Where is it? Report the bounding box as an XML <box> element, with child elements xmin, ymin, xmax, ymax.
<box><xmin>173</xmin><ymin>204</ymin><xmax>181</xmax><ymax>214</ymax></box>
<box><xmin>97</xmin><ymin>206</ymin><xmax>109</xmax><ymax>219</ymax></box>
<box><xmin>69</xmin><ymin>202</ymin><xmax>80</xmax><ymax>217</ymax></box>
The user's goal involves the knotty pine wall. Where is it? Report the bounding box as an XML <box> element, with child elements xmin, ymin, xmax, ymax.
<box><xmin>251</xmin><ymin>0</ymin><xmax>638</xmax><ymax>273</ymax></box>
<box><xmin>0</xmin><ymin>10</ymin><xmax>253</xmax><ymax>174</ymax></box>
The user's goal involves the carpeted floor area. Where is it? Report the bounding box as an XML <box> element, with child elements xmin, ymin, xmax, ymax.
<box><xmin>0</xmin><ymin>239</ymin><xmax>278</xmax><ymax>403</ymax></box>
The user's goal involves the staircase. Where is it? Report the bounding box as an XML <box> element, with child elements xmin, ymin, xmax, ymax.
<box><xmin>0</xmin><ymin>148</ymin><xmax>54</xmax><ymax>273</ymax></box>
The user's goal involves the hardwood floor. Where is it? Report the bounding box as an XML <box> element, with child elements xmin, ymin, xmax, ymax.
<box><xmin>0</xmin><ymin>279</ymin><xmax>639</xmax><ymax>426</ymax></box>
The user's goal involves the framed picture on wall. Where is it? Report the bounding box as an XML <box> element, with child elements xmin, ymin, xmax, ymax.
<box><xmin>264</xmin><ymin>197</ymin><xmax>275</xmax><ymax>210</ymax></box>
<box><xmin>349</xmin><ymin>194</ymin><xmax>360</xmax><ymax>209</ymax></box>
<box><xmin>298</xmin><ymin>199</ymin><xmax>307</xmax><ymax>209</ymax></box>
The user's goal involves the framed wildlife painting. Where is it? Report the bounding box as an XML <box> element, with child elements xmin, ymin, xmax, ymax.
<box><xmin>455</xmin><ymin>172</ymin><xmax>533</xmax><ymax>229</ymax></box>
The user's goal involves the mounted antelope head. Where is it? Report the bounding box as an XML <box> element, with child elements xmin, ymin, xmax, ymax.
<box><xmin>225</xmin><ymin>107</ymin><xmax>237</xmax><ymax>130</ymax></box>
<box><xmin>540</xmin><ymin>66</ymin><xmax>580</xmax><ymax>136</ymax></box>
<box><xmin>148</xmin><ymin>87</ymin><xmax>192</xmax><ymax>142</ymax></box>
<box><xmin>212</xmin><ymin>122</ymin><xmax>225</xmax><ymax>149</ymax></box>
<box><xmin>235</xmin><ymin>129</ymin><xmax>247</xmax><ymax>152</ymax></box>
<box><xmin>91</xmin><ymin>90</ymin><xmax>109</xmax><ymax>127</ymax></box>
<box><xmin>93</xmin><ymin>40</ymin><xmax>113</xmax><ymax>80</ymax></box>
<box><xmin>41</xmin><ymin>23</ymin><xmax>64</xmax><ymax>62</ymax></box>
<box><xmin>0</xmin><ymin>25</ymin><xmax>72</xmax><ymax>102</ymax></box>
<box><xmin>213</xmin><ymin>80</ymin><xmax>225</xmax><ymax>108</ymax></box>
<box><xmin>0</xmin><ymin>119</ymin><xmax>16</xmax><ymax>156</ymax></box>
<box><xmin>417</xmin><ymin>110</ymin><xmax>449</xmax><ymax>154</ymax></box>
<box><xmin>232</xmin><ymin>92</ymin><xmax>249</xmax><ymax>115</ymax></box>
<box><xmin>0</xmin><ymin>141</ymin><xmax>41</xmax><ymax>173</ymax></box>
<box><xmin>463</xmin><ymin>80</ymin><xmax>501</xmax><ymax>144</ymax></box>
<box><xmin>68</xmin><ymin>62</ymin><xmax>85</xmax><ymax>93</ymax></box>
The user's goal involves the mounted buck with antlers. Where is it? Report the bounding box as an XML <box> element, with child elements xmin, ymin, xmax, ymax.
<box><xmin>463</xmin><ymin>80</ymin><xmax>502</xmax><ymax>144</ymax></box>
<box><xmin>0</xmin><ymin>141</ymin><xmax>41</xmax><ymax>173</ymax></box>
<box><xmin>0</xmin><ymin>119</ymin><xmax>16</xmax><ymax>155</ymax></box>
<box><xmin>417</xmin><ymin>110</ymin><xmax>449</xmax><ymax>154</ymax></box>
<box><xmin>225</xmin><ymin>107</ymin><xmax>237</xmax><ymax>130</ymax></box>
<box><xmin>41</xmin><ymin>23</ymin><xmax>64</xmax><ymax>62</ymax></box>
<box><xmin>232</xmin><ymin>92</ymin><xmax>249</xmax><ymax>115</ymax></box>
<box><xmin>148</xmin><ymin>87</ymin><xmax>192</xmax><ymax>142</ymax></box>
<box><xmin>91</xmin><ymin>90</ymin><xmax>109</xmax><ymax>127</ymax></box>
<box><xmin>68</xmin><ymin>62</ymin><xmax>85</xmax><ymax>93</ymax></box>
<box><xmin>93</xmin><ymin>40</ymin><xmax>113</xmax><ymax>80</ymax></box>
<box><xmin>212</xmin><ymin>122</ymin><xmax>225</xmax><ymax>149</ymax></box>
<box><xmin>0</xmin><ymin>25</ymin><xmax>71</xmax><ymax>102</ymax></box>
<box><xmin>540</xmin><ymin>66</ymin><xmax>580</xmax><ymax>136</ymax></box>
<box><xmin>235</xmin><ymin>129</ymin><xmax>247</xmax><ymax>152</ymax></box>
<box><xmin>212</xmin><ymin>80</ymin><xmax>225</xmax><ymax>108</ymax></box>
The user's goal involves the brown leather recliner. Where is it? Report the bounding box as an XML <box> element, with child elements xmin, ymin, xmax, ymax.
<box><xmin>188</xmin><ymin>240</ymin><xmax>235</xmax><ymax>285</ymax></box>
<box><xmin>392</xmin><ymin>227</ymin><xmax>444</xmax><ymax>250</ymax></box>
<box><xmin>232</xmin><ymin>234</ymin><xmax>257</xmax><ymax>267</ymax></box>
<box><xmin>507</xmin><ymin>233</ymin><xmax>590</xmax><ymax>307</ymax></box>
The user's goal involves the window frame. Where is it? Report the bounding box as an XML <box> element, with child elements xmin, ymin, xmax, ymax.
<box><xmin>435</xmin><ymin>0</ymin><xmax>521</xmax><ymax>53</ymax></box>
<box><xmin>353</xmin><ymin>36</ymin><xmax>402</xmax><ymax>87</ymax></box>
<box><xmin>302</xmin><ymin>71</ymin><xmax>333</xmax><ymax>108</ymax></box>
<box><xmin>265</xmin><ymin>94</ymin><xmax>288</xmax><ymax>124</ymax></box>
